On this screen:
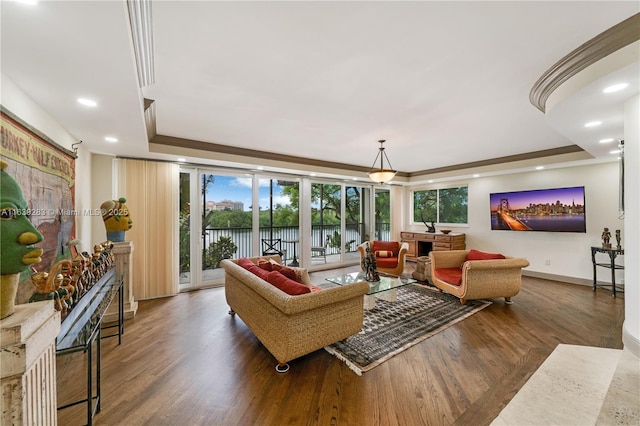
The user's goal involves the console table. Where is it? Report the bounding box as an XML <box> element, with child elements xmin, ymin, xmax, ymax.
<box><xmin>590</xmin><ymin>246</ymin><xmax>624</xmax><ymax>297</ymax></box>
<box><xmin>401</xmin><ymin>232</ymin><xmax>466</xmax><ymax>261</ymax></box>
<box><xmin>56</xmin><ymin>268</ymin><xmax>124</xmax><ymax>425</ymax></box>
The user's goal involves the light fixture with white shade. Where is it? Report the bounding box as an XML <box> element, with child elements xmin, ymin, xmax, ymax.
<box><xmin>368</xmin><ymin>139</ymin><xmax>397</xmax><ymax>184</ymax></box>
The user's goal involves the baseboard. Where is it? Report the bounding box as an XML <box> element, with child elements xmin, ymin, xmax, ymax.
<box><xmin>523</xmin><ymin>270</ymin><xmax>594</xmax><ymax>287</ymax></box>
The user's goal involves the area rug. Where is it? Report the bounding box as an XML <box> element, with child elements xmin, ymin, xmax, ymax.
<box><xmin>325</xmin><ymin>284</ymin><xmax>491</xmax><ymax>375</ymax></box>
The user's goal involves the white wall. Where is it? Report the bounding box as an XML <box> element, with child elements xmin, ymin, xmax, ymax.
<box><xmin>1</xmin><ymin>73</ymin><xmax>93</xmax><ymax>250</ymax></box>
<box><xmin>91</xmin><ymin>154</ymin><xmax>116</xmax><ymax>245</ymax></box>
<box><xmin>403</xmin><ymin>161</ymin><xmax>623</xmax><ymax>283</ymax></box>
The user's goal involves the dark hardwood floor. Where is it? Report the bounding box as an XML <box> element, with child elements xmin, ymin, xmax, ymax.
<box><xmin>56</xmin><ymin>263</ymin><xmax>625</xmax><ymax>426</ymax></box>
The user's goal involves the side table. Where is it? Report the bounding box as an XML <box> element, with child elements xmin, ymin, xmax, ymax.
<box><xmin>591</xmin><ymin>246</ymin><xmax>624</xmax><ymax>297</ymax></box>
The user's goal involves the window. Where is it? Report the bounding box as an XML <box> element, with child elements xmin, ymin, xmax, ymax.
<box><xmin>413</xmin><ymin>186</ymin><xmax>468</xmax><ymax>224</ymax></box>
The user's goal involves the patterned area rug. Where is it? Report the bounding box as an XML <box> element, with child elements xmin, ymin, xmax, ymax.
<box><xmin>325</xmin><ymin>284</ymin><xmax>491</xmax><ymax>375</ymax></box>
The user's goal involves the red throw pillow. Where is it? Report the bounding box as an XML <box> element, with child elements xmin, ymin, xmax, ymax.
<box><xmin>257</xmin><ymin>258</ymin><xmax>274</xmax><ymax>271</ymax></box>
<box><xmin>245</xmin><ymin>264</ymin><xmax>270</xmax><ymax>280</ymax></box>
<box><xmin>466</xmin><ymin>249</ymin><xmax>506</xmax><ymax>261</ymax></box>
<box><xmin>270</xmin><ymin>262</ymin><xmax>303</xmax><ymax>283</ymax></box>
<box><xmin>375</xmin><ymin>250</ymin><xmax>393</xmax><ymax>258</ymax></box>
<box><xmin>266</xmin><ymin>271</ymin><xmax>311</xmax><ymax>295</ymax></box>
<box><xmin>372</xmin><ymin>241</ymin><xmax>399</xmax><ymax>256</ymax></box>
<box><xmin>434</xmin><ymin>268</ymin><xmax>463</xmax><ymax>286</ymax></box>
<box><xmin>237</xmin><ymin>257</ymin><xmax>254</xmax><ymax>269</ymax></box>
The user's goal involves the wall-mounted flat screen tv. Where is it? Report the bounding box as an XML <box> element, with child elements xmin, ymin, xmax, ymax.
<box><xmin>490</xmin><ymin>186</ymin><xmax>586</xmax><ymax>232</ymax></box>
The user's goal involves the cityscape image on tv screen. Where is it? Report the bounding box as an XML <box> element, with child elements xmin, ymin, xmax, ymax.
<box><xmin>490</xmin><ymin>186</ymin><xmax>586</xmax><ymax>232</ymax></box>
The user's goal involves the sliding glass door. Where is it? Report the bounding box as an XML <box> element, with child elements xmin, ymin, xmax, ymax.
<box><xmin>258</xmin><ymin>177</ymin><xmax>300</xmax><ymax>265</ymax></box>
<box><xmin>180</xmin><ymin>168</ymin><xmax>254</xmax><ymax>291</ymax></box>
<box><xmin>309</xmin><ymin>181</ymin><xmax>373</xmax><ymax>266</ymax></box>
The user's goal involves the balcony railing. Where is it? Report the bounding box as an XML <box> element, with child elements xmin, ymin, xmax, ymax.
<box><xmin>199</xmin><ymin>222</ymin><xmax>390</xmax><ymax>261</ymax></box>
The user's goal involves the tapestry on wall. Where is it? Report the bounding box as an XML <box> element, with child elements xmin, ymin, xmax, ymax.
<box><xmin>1</xmin><ymin>107</ymin><xmax>77</xmax><ymax>302</ymax></box>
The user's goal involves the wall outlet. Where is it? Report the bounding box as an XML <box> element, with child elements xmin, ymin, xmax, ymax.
<box><xmin>545</xmin><ymin>259</ymin><xmax>551</xmax><ymax>266</ymax></box>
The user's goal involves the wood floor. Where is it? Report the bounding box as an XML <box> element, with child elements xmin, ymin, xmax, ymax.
<box><xmin>56</xmin><ymin>264</ymin><xmax>625</xmax><ymax>426</ymax></box>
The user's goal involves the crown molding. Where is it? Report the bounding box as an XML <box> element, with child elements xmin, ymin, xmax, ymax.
<box><xmin>530</xmin><ymin>13</ymin><xmax>640</xmax><ymax>113</ymax></box>
<box><xmin>127</xmin><ymin>0</ymin><xmax>155</xmax><ymax>88</ymax></box>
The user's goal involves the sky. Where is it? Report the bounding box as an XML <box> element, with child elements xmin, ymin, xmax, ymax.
<box><xmin>202</xmin><ymin>175</ymin><xmax>291</xmax><ymax>211</ymax></box>
<box><xmin>489</xmin><ymin>186</ymin><xmax>585</xmax><ymax>211</ymax></box>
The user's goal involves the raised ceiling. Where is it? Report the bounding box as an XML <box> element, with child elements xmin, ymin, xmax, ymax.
<box><xmin>1</xmin><ymin>1</ymin><xmax>638</xmax><ymax>181</ymax></box>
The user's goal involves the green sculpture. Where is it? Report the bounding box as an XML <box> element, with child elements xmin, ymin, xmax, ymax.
<box><xmin>1</xmin><ymin>160</ymin><xmax>44</xmax><ymax>319</ymax></box>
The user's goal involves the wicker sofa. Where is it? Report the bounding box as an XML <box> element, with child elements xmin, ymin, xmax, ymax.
<box><xmin>429</xmin><ymin>249</ymin><xmax>530</xmax><ymax>305</ymax></box>
<box><xmin>220</xmin><ymin>255</ymin><xmax>369</xmax><ymax>372</ymax></box>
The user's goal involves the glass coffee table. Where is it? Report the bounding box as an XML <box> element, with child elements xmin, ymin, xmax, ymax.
<box><xmin>326</xmin><ymin>271</ymin><xmax>417</xmax><ymax>309</ymax></box>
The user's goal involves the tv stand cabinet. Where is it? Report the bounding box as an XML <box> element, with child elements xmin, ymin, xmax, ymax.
<box><xmin>401</xmin><ymin>232</ymin><xmax>466</xmax><ymax>261</ymax></box>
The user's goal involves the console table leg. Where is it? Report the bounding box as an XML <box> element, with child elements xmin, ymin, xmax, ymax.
<box><xmin>610</xmin><ymin>253</ymin><xmax>617</xmax><ymax>298</ymax></box>
<box><xmin>87</xmin><ymin>339</ymin><xmax>93</xmax><ymax>425</ymax></box>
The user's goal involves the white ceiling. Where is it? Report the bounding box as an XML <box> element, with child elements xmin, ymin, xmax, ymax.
<box><xmin>1</xmin><ymin>1</ymin><xmax>638</xmax><ymax>180</ymax></box>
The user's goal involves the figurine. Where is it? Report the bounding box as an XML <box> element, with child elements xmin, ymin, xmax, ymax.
<box><xmin>601</xmin><ymin>227</ymin><xmax>612</xmax><ymax>249</ymax></box>
<box><xmin>361</xmin><ymin>242</ymin><xmax>380</xmax><ymax>282</ymax></box>
<box><xmin>0</xmin><ymin>160</ymin><xmax>44</xmax><ymax>319</ymax></box>
<box><xmin>615</xmin><ymin>229</ymin><xmax>622</xmax><ymax>250</ymax></box>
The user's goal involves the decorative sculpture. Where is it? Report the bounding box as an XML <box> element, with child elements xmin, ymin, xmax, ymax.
<box><xmin>601</xmin><ymin>227</ymin><xmax>612</xmax><ymax>249</ymax></box>
<box><xmin>421</xmin><ymin>212</ymin><xmax>436</xmax><ymax>233</ymax></box>
<box><xmin>100</xmin><ymin>197</ymin><xmax>133</xmax><ymax>242</ymax></box>
<box><xmin>0</xmin><ymin>160</ymin><xmax>44</xmax><ymax>319</ymax></box>
<box><xmin>615</xmin><ymin>229</ymin><xmax>621</xmax><ymax>250</ymax></box>
<box><xmin>361</xmin><ymin>242</ymin><xmax>380</xmax><ymax>282</ymax></box>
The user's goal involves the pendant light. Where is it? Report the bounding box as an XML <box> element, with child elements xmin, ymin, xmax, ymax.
<box><xmin>368</xmin><ymin>140</ymin><xmax>397</xmax><ymax>184</ymax></box>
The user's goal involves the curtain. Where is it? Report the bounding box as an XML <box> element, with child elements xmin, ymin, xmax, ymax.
<box><xmin>118</xmin><ymin>159</ymin><xmax>178</xmax><ymax>299</ymax></box>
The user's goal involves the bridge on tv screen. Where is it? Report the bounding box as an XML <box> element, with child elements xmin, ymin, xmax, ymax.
<box><xmin>496</xmin><ymin>198</ymin><xmax>532</xmax><ymax>231</ymax></box>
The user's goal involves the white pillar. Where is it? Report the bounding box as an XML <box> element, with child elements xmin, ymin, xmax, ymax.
<box><xmin>622</xmin><ymin>94</ymin><xmax>639</xmax><ymax>356</ymax></box>
<box><xmin>104</xmin><ymin>241</ymin><xmax>138</xmax><ymax>322</ymax></box>
<box><xmin>1</xmin><ymin>301</ymin><xmax>60</xmax><ymax>425</ymax></box>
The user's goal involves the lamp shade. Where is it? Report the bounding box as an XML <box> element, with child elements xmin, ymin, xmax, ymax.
<box><xmin>368</xmin><ymin>169</ymin><xmax>397</xmax><ymax>184</ymax></box>
<box><xmin>368</xmin><ymin>140</ymin><xmax>396</xmax><ymax>183</ymax></box>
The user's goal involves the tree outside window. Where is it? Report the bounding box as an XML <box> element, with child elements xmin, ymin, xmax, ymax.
<box><xmin>413</xmin><ymin>186</ymin><xmax>467</xmax><ymax>224</ymax></box>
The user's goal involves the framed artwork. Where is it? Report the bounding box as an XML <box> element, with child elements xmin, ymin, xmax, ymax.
<box><xmin>490</xmin><ymin>186</ymin><xmax>586</xmax><ymax>233</ymax></box>
<box><xmin>1</xmin><ymin>107</ymin><xmax>77</xmax><ymax>301</ymax></box>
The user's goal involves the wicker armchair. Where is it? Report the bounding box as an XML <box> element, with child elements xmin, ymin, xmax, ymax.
<box><xmin>357</xmin><ymin>241</ymin><xmax>409</xmax><ymax>276</ymax></box>
<box><xmin>429</xmin><ymin>249</ymin><xmax>529</xmax><ymax>304</ymax></box>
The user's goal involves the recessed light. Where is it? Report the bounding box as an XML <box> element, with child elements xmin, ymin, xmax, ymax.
<box><xmin>8</xmin><ymin>0</ymin><xmax>38</xmax><ymax>5</ymax></box>
<box><xmin>609</xmin><ymin>150</ymin><xmax>621</xmax><ymax>155</ymax></box>
<box><xmin>427</xmin><ymin>180</ymin><xmax>434</xmax><ymax>183</ymax></box>
<box><xmin>77</xmin><ymin>98</ymin><xmax>97</xmax><ymax>107</ymax></box>
<box><xmin>257</xmin><ymin>167</ymin><xmax>264</xmax><ymax>170</ymax></box>
<box><xmin>599</xmin><ymin>138</ymin><xmax>614</xmax><ymax>144</ymax></box>
<box><xmin>309</xmin><ymin>173</ymin><xmax>316</xmax><ymax>177</ymax></box>
<box><xmin>536</xmin><ymin>166</ymin><xmax>545</xmax><ymax>170</ymax></box>
<box><xmin>603</xmin><ymin>83</ymin><xmax>628</xmax><ymax>94</ymax></box>
<box><xmin>584</xmin><ymin>121</ymin><xmax>601</xmax><ymax>128</ymax></box>
<box><xmin>104</xmin><ymin>136</ymin><xmax>118</xmax><ymax>143</ymax></box>
<box><xmin>473</xmin><ymin>174</ymin><xmax>480</xmax><ymax>178</ymax></box>
<box><xmin>177</xmin><ymin>158</ymin><xmax>186</xmax><ymax>162</ymax></box>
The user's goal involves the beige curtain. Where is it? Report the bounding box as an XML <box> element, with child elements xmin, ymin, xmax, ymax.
<box><xmin>118</xmin><ymin>159</ymin><xmax>178</xmax><ymax>299</ymax></box>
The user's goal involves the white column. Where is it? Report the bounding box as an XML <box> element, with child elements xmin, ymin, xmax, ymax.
<box><xmin>104</xmin><ymin>241</ymin><xmax>138</xmax><ymax>322</ymax></box>
<box><xmin>1</xmin><ymin>301</ymin><xmax>60</xmax><ymax>425</ymax></box>
<box><xmin>623</xmin><ymin>94</ymin><xmax>639</xmax><ymax>356</ymax></box>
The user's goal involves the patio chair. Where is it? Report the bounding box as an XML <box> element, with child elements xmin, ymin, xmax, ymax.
<box><xmin>261</xmin><ymin>238</ymin><xmax>286</xmax><ymax>261</ymax></box>
<box><xmin>311</xmin><ymin>236</ymin><xmax>330</xmax><ymax>263</ymax></box>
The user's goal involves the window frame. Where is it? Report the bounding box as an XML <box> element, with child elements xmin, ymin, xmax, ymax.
<box><xmin>411</xmin><ymin>185</ymin><xmax>469</xmax><ymax>226</ymax></box>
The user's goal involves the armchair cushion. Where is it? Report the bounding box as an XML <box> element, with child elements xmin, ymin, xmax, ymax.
<box><xmin>371</xmin><ymin>241</ymin><xmax>399</xmax><ymax>256</ymax></box>
<box><xmin>466</xmin><ymin>249</ymin><xmax>506</xmax><ymax>261</ymax></box>
<box><xmin>433</xmin><ymin>268</ymin><xmax>463</xmax><ymax>286</ymax></box>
